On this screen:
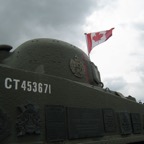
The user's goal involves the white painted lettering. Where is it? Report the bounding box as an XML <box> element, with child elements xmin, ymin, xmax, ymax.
<box><xmin>5</xmin><ymin>77</ymin><xmax>12</xmax><ymax>89</ymax></box>
<box><xmin>13</xmin><ymin>79</ymin><xmax>20</xmax><ymax>90</ymax></box>
<box><xmin>4</xmin><ymin>77</ymin><xmax>52</xmax><ymax>94</ymax></box>
<box><xmin>49</xmin><ymin>84</ymin><xmax>51</xmax><ymax>94</ymax></box>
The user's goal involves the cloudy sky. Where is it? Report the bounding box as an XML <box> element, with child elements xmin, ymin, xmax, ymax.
<box><xmin>1</xmin><ymin>0</ymin><xmax>144</xmax><ymax>102</ymax></box>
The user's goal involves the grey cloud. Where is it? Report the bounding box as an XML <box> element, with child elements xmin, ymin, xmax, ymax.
<box><xmin>103</xmin><ymin>76</ymin><xmax>127</xmax><ymax>92</ymax></box>
<box><xmin>130</xmin><ymin>22</ymin><xmax>144</xmax><ymax>46</ymax></box>
<box><xmin>137</xmin><ymin>33</ymin><xmax>144</xmax><ymax>48</ymax></box>
<box><xmin>103</xmin><ymin>76</ymin><xmax>144</xmax><ymax>101</ymax></box>
<box><xmin>0</xmin><ymin>0</ymin><xmax>95</xmax><ymax>46</ymax></box>
<box><xmin>0</xmin><ymin>0</ymin><xmax>115</xmax><ymax>48</ymax></box>
<box><xmin>132</xmin><ymin>22</ymin><xmax>144</xmax><ymax>31</ymax></box>
<box><xmin>135</xmin><ymin>63</ymin><xmax>144</xmax><ymax>82</ymax></box>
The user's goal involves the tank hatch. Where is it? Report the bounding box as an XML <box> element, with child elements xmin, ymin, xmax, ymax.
<box><xmin>0</xmin><ymin>44</ymin><xmax>12</xmax><ymax>62</ymax></box>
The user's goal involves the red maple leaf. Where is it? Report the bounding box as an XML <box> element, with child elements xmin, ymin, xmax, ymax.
<box><xmin>92</xmin><ymin>33</ymin><xmax>103</xmax><ymax>42</ymax></box>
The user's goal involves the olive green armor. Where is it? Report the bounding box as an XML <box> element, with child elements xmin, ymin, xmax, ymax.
<box><xmin>0</xmin><ymin>38</ymin><xmax>144</xmax><ymax>144</ymax></box>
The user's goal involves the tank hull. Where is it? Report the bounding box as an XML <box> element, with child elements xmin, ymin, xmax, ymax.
<box><xmin>0</xmin><ymin>65</ymin><xmax>144</xmax><ymax>144</ymax></box>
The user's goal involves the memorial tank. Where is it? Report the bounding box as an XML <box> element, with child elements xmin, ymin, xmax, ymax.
<box><xmin>0</xmin><ymin>38</ymin><xmax>144</xmax><ymax>144</ymax></box>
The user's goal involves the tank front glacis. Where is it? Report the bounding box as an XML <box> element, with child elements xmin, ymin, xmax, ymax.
<box><xmin>0</xmin><ymin>38</ymin><xmax>144</xmax><ymax>144</ymax></box>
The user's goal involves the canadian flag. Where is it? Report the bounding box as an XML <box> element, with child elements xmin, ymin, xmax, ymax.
<box><xmin>85</xmin><ymin>28</ymin><xmax>114</xmax><ymax>54</ymax></box>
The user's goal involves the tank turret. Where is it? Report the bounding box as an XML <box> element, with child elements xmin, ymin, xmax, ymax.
<box><xmin>2</xmin><ymin>38</ymin><xmax>103</xmax><ymax>87</ymax></box>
